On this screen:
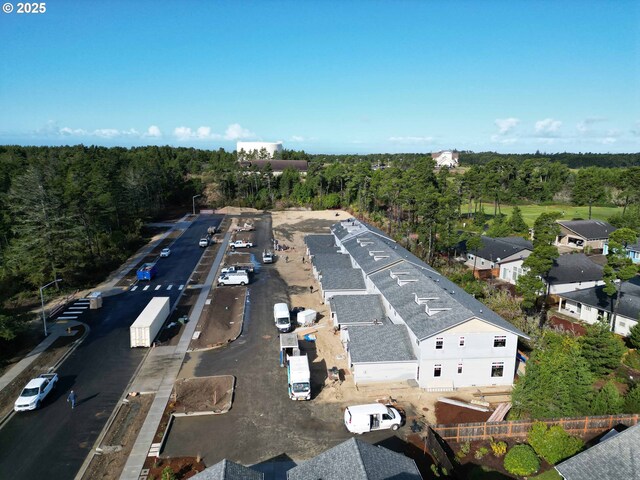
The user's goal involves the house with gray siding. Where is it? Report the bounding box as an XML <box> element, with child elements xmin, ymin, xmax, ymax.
<box><xmin>324</xmin><ymin>219</ymin><xmax>528</xmax><ymax>391</ymax></box>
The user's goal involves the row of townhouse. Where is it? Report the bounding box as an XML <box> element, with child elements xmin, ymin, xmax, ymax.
<box><xmin>304</xmin><ymin>219</ymin><xmax>528</xmax><ymax>391</ymax></box>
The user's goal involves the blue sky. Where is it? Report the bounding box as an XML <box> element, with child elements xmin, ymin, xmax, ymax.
<box><xmin>1</xmin><ymin>0</ymin><xmax>638</xmax><ymax>153</ymax></box>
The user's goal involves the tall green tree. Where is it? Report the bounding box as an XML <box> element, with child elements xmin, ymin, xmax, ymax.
<box><xmin>603</xmin><ymin>228</ymin><xmax>640</xmax><ymax>331</ymax></box>
<box><xmin>591</xmin><ymin>381</ymin><xmax>623</xmax><ymax>415</ymax></box>
<box><xmin>571</xmin><ymin>167</ymin><xmax>608</xmax><ymax>219</ymax></box>
<box><xmin>508</xmin><ymin>206</ymin><xmax>529</xmax><ymax>234</ymax></box>
<box><xmin>512</xmin><ymin>333</ymin><xmax>594</xmax><ymax>419</ymax></box>
<box><xmin>466</xmin><ymin>235</ymin><xmax>484</xmax><ymax>276</ymax></box>
<box><xmin>516</xmin><ymin>212</ymin><xmax>561</xmax><ymax>312</ymax></box>
<box><xmin>579</xmin><ymin>323</ymin><xmax>627</xmax><ymax>377</ymax></box>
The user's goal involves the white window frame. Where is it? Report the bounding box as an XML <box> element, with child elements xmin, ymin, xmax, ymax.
<box><xmin>493</xmin><ymin>336</ymin><xmax>507</xmax><ymax>348</ymax></box>
<box><xmin>491</xmin><ymin>362</ymin><xmax>504</xmax><ymax>377</ymax></box>
<box><xmin>435</xmin><ymin>337</ymin><xmax>443</xmax><ymax>350</ymax></box>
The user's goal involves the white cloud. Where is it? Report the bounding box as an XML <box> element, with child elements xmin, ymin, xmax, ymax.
<box><xmin>290</xmin><ymin>135</ymin><xmax>305</xmax><ymax>142</ymax></box>
<box><xmin>59</xmin><ymin>126</ymin><xmax>88</xmax><ymax>136</ymax></box>
<box><xmin>145</xmin><ymin>125</ymin><xmax>162</xmax><ymax>138</ymax></box>
<box><xmin>224</xmin><ymin>123</ymin><xmax>254</xmax><ymax>140</ymax></box>
<box><xmin>388</xmin><ymin>136</ymin><xmax>434</xmax><ymax>143</ymax></box>
<box><xmin>173</xmin><ymin>126</ymin><xmax>194</xmax><ymax>140</ymax></box>
<box><xmin>534</xmin><ymin>118</ymin><xmax>562</xmax><ymax>135</ymax></box>
<box><xmin>494</xmin><ymin>118</ymin><xmax>520</xmax><ymax>135</ymax></box>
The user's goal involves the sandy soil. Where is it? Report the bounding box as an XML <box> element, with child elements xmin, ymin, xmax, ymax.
<box><xmin>270</xmin><ymin>209</ymin><xmax>513</xmax><ymax>428</ymax></box>
<box><xmin>172</xmin><ymin>376</ymin><xmax>234</xmax><ymax>414</ymax></box>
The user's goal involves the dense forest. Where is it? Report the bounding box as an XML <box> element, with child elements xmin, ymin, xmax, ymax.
<box><xmin>2</xmin><ymin>144</ymin><xmax>640</xmax><ymax>343</ymax></box>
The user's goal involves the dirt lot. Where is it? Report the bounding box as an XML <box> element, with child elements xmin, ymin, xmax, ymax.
<box><xmin>270</xmin><ymin>209</ymin><xmax>513</xmax><ymax>428</ymax></box>
<box><xmin>190</xmin><ymin>243</ymin><xmax>221</xmax><ymax>285</ymax></box>
<box><xmin>434</xmin><ymin>400</ymin><xmax>493</xmax><ymax>424</ymax></box>
<box><xmin>172</xmin><ymin>376</ymin><xmax>234</xmax><ymax>414</ymax></box>
<box><xmin>0</xmin><ymin>324</ymin><xmax>85</xmax><ymax>422</ymax></box>
<box><xmin>189</xmin><ymin>287</ymin><xmax>245</xmax><ymax>351</ymax></box>
<box><xmin>81</xmin><ymin>393</ymin><xmax>154</xmax><ymax>480</ymax></box>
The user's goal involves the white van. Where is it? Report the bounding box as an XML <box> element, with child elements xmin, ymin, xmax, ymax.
<box><xmin>343</xmin><ymin>403</ymin><xmax>403</xmax><ymax>434</ymax></box>
<box><xmin>217</xmin><ymin>272</ymin><xmax>249</xmax><ymax>286</ymax></box>
<box><xmin>273</xmin><ymin>303</ymin><xmax>291</xmax><ymax>333</ymax></box>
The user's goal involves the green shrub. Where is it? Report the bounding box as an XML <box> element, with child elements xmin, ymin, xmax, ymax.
<box><xmin>504</xmin><ymin>444</ymin><xmax>540</xmax><ymax>476</ymax></box>
<box><xmin>456</xmin><ymin>440</ymin><xmax>471</xmax><ymax>459</ymax></box>
<box><xmin>161</xmin><ymin>467</ymin><xmax>177</xmax><ymax>480</ymax></box>
<box><xmin>591</xmin><ymin>381</ymin><xmax>623</xmax><ymax>415</ymax></box>
<box><xmin>527</xmin><ymin>422</ymin><xmax>584</xmax><ymax>464</ymax></box>
<box><xmin>474</xmin><ymin>446</ymin><xmax>490</xmax><ymax>460</ymax></box>
<box><xmin>623</xmin><ymin>350</ymin><xmax>640</xmax><ymax>371</ymax></box>
<box><xmin>490</xmin><ymin>439</ymin><xmax>508</xmax><ymax>457</ymax></box>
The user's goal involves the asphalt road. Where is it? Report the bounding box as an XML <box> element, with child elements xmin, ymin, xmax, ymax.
<box><xmin>0</xmin><ymin>214</ymin><xmax>223</xmax><ymax>480</ymax></box>
<box><xmin>165</xmin><ymin>214</ymin><xmax>395</xmax><ymax>467</ymax></box>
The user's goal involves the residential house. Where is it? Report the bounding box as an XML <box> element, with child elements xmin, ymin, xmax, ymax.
<box><xmin>191</xmin><ymin>459</ymin><xmax>263</xmax><ymax>480</ymax></box>
<box><xmin>555</xmin><ymin>220</ymin><xmax>616</xmax><ymax>252</ymax></box>
<box><xmin>431</xmin><ymin>150</ymin><xmax>459</xmax><ymax>168</ymax></box>
<box><xmin>556</xmin><ymin>276</ymin><xmax>640</xmax><ymax>336</ymax></box>
<box><xmin>464</xmin><ymin>236</ymin><xmax>533</xmax><ymax>281</ymax></box>
<box><xmin>287</xmin><ymin>438</ymin><xmax>422</xmax><ymax>480</ymax></box>
<box><xmin>555</xmin><ymin>423</ymin><xmax>640</xmax><ymax>480</ymax></box>
<box><xmin>545</xmin><ymin>253</ymin><xmax>604</xmax><ymax>295</ymax></box>
<box><xmin>603</xmin><ymin>236</ymin><xmax>640</xmax><ymax>264</ymax></box>
<box><xmin>322</xmin><ymin>219</ymin><xmax>528</xmax><ymax>391</ymax></box>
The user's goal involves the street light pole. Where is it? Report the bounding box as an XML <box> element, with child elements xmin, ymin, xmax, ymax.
<box><xmin>40</xmin><ymin>278</ymin><xmax>62</xmax><ymax>337</ymax></box>
<box><xmin>192</xmin><ymin>194</ymin><xmax>201</xmax><ymax>215</ymax></box>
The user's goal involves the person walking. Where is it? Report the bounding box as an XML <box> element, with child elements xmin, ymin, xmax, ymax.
<box><xmin>309</xmin><ymin>285</ymin><xmax>313</xmax><ymax>294</ymax></box>
<box><xmin>67</xmin><ymin>390</ymin><xmax>77</xmax><ymax>409</ymax></box>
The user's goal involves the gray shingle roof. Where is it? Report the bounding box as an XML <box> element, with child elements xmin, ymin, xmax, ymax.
<box><xmin>286</xmin><ymin>438</ymin><xmax>422</xmax><ymax>480</ymax></box>
<box><xmin>555</xmin><ymin>423</ymin><xmax>640</xmax><ymax>480</ymax></box>
<box><xmin>305</xmin><ymin>234</ymin><xmax>339</xmax><ymax>255</ymax></box>
<box><xmin>471</xmin><ymin>236</ymin><xmax>532</xmax><ymax>262</ymax></box>
<box><xmin>558</xmin><ymin>220</ymin><xmax>617</xmax><ymax>240</ymax></box>
<box><xmin>333</xmin><ymin>220</ymin><xmax>528</xmax><ymax>341</ymax></box>
<box><xmin>559</xmin><ymin>275</ymin><xmax>640</xmax><ymax>320</ymax></box>
<box><xmin>320</xmin><ymin>269</ymin><xmax>366</xmax><ymax>291</ymax></box>
<box><xmin>347</xmin><ymin>324</ymin><xmax>417</xmax><ymax>363</ymax></box>
<box><xmin>329</xmin><ymin>295</ymin><xmax>387</xmax><ymax>325</ymax></box>
<box><xmin>546</xmin><ymin>253</ymin><xmax>604</xmax><ymax>285</ymax></box>
<box><xmin>191</xmin><ymin>459</ymin><xmax>263</xmax><ymax>480</ymax></box>
<box><xmin>368</xmin><ymin>260</ymin><xmax>527</xmax><ymax>340</ymax></box>
<box><xmin>311</xmin><ymin>253</ymin><xmax>353</xmax><ymax>273</ymax></box>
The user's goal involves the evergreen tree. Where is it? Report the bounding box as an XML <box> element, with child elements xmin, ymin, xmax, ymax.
<box><xmin>508</xmin><ymin>206</ymin><xmax>529</xmax><ymax>234</ymax></box>
<box><xmin>512</xmin><ymin>333</ymin><xmax>594</xmax><ymax>419</ymax></box>
<box><xmin>579</xmin><ymin>323</ymin><xmax>627</xmax><ymax>377</ymax></box>
<box><xmin>591</xmin><ymin>381</ymin><xmax>623</xmax><ymax>415</ymax></box>
<box><xmin>629</xmin><ymin>322</ymin><xmax>640</xmax><ymax>349</ymax></box>
<box><xmin>603</xmin><ymin>228</ymin><xmax>640</xmax><ymax>332</ymax></box>
<box><xmin>623</xmin><ymin>384</ymin><xmax>640</xmax><ymax>413</ymax></box>
<box><xmin>487</xmin><ymin>213</ymin><xmax>512</xmax><ymax>237</ymax></box>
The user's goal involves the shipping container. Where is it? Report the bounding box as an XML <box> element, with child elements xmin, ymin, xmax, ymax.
<box><xmin>130</xmin><ymin>297</ymin><xmax>170</xmax><ymax>347</ymax></box>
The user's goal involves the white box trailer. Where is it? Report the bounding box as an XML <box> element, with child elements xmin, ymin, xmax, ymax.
<box><xmin>130</xmin><ymin>297</ymin><xmax>170</xmax><ymax>348</ymax></box>
<box><xmin>297</xmin><ymin>309</ymin><xmax>317</xmax><ymax>327</ymax></box>
<box><xmin>287</xmin><ymin>354</ymin><xmax>311</xmax><ymax>400</ymax></box>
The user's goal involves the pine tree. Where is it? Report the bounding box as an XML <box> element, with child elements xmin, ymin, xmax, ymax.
<box><xmin>579</xmin><ymin>323</ymin><xmax>627</xmax><ymax>377</ymax></box>
<box><xmin>591</xmin><ymin>381</ymin><xmax>623</xmax><ymax>415</ymax></box>
<box><xmin>623</xmin><ymin>384</ymin><xmax>640</xmax><ymax>413</ymax></box>
<box><xmin>508</xmin><ymin>206</ymin><xmax>529</xmax><ymax>234</ymax></box>
<box><xmin>629</xmin><ymin>322</ymin><xmax>640</xmax><ymax>349</ymax></box>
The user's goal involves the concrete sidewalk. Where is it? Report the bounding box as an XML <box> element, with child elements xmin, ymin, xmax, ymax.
<box><xmin>119</xmin><ymin>230</ymin><xmax>231</xmax><ymax>480</ymax></box>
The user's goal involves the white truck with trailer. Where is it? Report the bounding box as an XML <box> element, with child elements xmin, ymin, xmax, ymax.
<box><xmin>287</xmin><ymin>354</ymin><xmax>311</xmax><ymax>401</ymax></box>
<box><xmin>217</xmin><ymin>271</ymin><xmax>249</xmax><ymax>286</ymax></box>
<box><xmin>130</xmin><ymin>297</ymin><xmax>171</xmax><ymax>348</ymax></box>
<box><xmin>14</xmin><ymin>373</ymin><xmax>59</xmax><ymax>411</ymax></box>
<box><xmin>279</xmin><ymin>332</ymin><xmax>299</xmax><ymax>367</ymax></box>
<box><xmin>343</xmin><ymin>403</ymin><xmax>403</xmax><ymax>434</ymax></box>
<box><xmin>273</xmin><ymin>302</ymin><xmax>292</xmax><ymax>333</ymax></box>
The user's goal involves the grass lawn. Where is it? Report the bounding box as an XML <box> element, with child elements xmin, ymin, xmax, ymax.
<box><xmin>532</xmin><ymin>468</ymin><xmax>563</xmax><ymax>479</ymax></box>
<box><xmin>479</xmin><ymin>203</ymin><xmax>623</xmax><ymax>226</ymax></box>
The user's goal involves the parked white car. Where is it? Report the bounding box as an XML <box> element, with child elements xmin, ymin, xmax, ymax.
<box><xmin>231</xmin><ymin>240</ymin><xmax>253</xmax><ymax>248</ymax></box>
<box><xmin>199</xmin><ymin>237</ymin><xmax>209</xmax><ymax>247</ymax></box>
<box><xmin>14</xmin><ymin>373</ymin><xmax>58</xmax><ymax>411</ymax></box>
<box><xmin>160</xmin><ymin>248</ymin><xmax>171</xmax><ymax>257</ymax></box>
<box><xmin>217</xmin><ymin>272</ymin><xmax>249</xmax><ymax>286</ymax></box>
